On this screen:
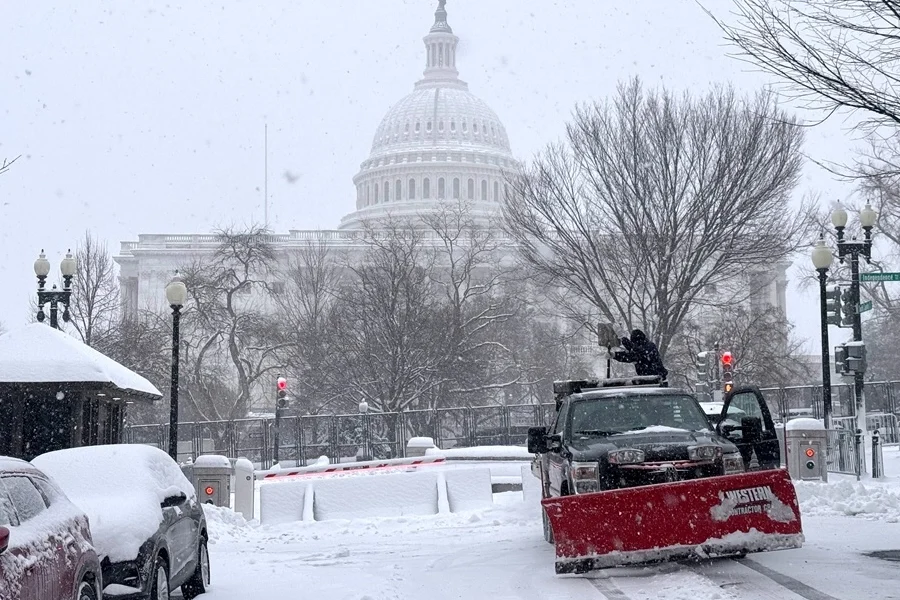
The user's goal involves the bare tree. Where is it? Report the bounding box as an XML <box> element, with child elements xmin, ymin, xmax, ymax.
<box><xmin>70</xmin><ymin>231</ymin><xmax>120</xmax><ymax>346</ymax></box>
<box><xmin>330</xmin><ymin>219</ymin><xmax>449</xmax><ymax>415</ymax></box>
<box><xmin>503</xmin><ymin>77</ymin><xmax>815</xmax><ymax>358</ymax></box>
<box><xmin>178</xmin><ymin>226</ymin><xmax>287</xmax><ymax>421</ymax></box>
<box><xmin>667</xmin><ymin>306</ymin><xmax>812</xmax><ymax>390</ymax></box>
<box><xmin>276</xmin><ymin>238</ymin><xmax>345</xmax><ymax>411</ymax></box>
<box><xmin>709</xmin><ymin>1</ymin><xmax>900</xmax><ymax>132</ymax></box>
<box><xmin>422</xmin><ymin>201</ymin><xmax>521</xmax><ymax>404</ymax></box>
<box><xmin>0</xmin><ymin>156</ymin><xmax>18</xmax><ymax>177</ymax></box>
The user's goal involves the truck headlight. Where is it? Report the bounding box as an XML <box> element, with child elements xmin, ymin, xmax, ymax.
<box><xmin>607</xmin><ymin>449</ymin><xmax>645</xmax><ymax>465</ymax></box>
<box><xmin>688</xmin><ymin>445</ymin><xmax>723</xmax><ymax>461</ymax></box>
<box><xmin>570</xmin><ymin>462</ymin><xmax>599</xmax><ymax>494</ymax></box>
<box><xmin>723</xmin><ymin>452</ymin><xmax>745</xmax><ymax>474</ymax></box>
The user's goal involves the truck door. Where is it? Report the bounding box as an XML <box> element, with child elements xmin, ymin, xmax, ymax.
<box><xmin>719</xmin><ymin>387</ymin><xmax>780</xmax><ymax>470</ymax></box>
<box><xmin>546</xmin><ymin>401</ymin><xmax>570</xmax><ymax>496</ymax></box>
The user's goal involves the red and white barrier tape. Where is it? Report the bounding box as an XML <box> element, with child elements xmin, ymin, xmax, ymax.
<box><xmin>257</xmin><ymin>456</ymin><xmax>447</xmax><ymax>481</ymax></box>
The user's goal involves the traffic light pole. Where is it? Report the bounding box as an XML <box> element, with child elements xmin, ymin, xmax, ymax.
<box><xmin>849</xmin><ymin>251</ymin><xmax>867</xmax><ymax>465</ymax></box>
<box><xmin>816</xmin><ymin>268</ymin><xmax>833</xmax><ymax>430</ymax></box>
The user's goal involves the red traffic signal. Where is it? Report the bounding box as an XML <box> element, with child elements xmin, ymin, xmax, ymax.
<box><xmin>277</xmin><ymin>376</ymin><xmax>287</xmax><ymax>391</ymax></box>
<box><xmin>721</xmin><ymin>351</ymin><xmax>733</xmax><ymax>366</ymax></box>
<box><xmin>205</xmin><ymin>486</ymin><xmax>215</xmax><ymax>496</ymax></box>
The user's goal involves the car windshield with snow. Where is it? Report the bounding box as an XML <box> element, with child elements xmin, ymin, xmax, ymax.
<box><xmin>31</xmin><ymin>445</ymin><xmax>210</xmax><ymax>600</ymax></box>
<box><xmin>0</xmin><ymin>457</ymin><xmax>101</xmax><ymax>600</ymax></box>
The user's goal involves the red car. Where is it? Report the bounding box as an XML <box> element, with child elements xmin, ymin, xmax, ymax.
<box><xmin>0</xmin><ymin>457</ymin><xmax>102</xmax><ymax>600</ymax></box>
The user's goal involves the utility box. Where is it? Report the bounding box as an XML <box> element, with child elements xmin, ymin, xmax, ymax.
<box><xmin>193</xmin><ymin>454</ymin><xmax>234</xmax><ymax>507</ymax></box>
<box><xmin>785</xmin><ymin>418</ymin><xmax>827</xmax><ymax>482</ymax></box>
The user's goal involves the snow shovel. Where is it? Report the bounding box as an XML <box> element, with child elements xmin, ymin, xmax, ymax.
<box><xmin>543</xmin><ymin>468</ymin><xmax>803</xmax><ymax>574</ymax></box>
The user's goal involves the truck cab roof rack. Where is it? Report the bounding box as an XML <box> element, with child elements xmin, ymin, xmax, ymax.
<box><xmin>552</xmin><ymin>375</ymin><xmax>665</xmax><ymax>397</ymax></box>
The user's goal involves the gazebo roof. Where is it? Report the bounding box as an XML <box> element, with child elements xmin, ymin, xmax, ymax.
<box><xmin>0</xmin><ymin>323</ymin><xmax>162</xmax><ymax>399</ymax></box>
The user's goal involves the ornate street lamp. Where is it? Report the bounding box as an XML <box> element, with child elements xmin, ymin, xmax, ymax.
<box><xmin>165</xmin><ymin>273</ymin><xmax>188</xmax><ymax>461</ymax></box>
<box><xmin>34</xmin><ymin>249</ymin><xmax>77</xmax><ymax>329</ymax></box>
<box><xmin>811</xmin><ymin>236</ymin><xmax>834</xmax><ymax>429</ymax></box>
<box><xmin>830</xmin><ymin>202</ymin><xmax>878</xmax><ymax>465</ymax></box>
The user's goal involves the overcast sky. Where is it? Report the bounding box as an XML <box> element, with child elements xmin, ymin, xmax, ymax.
<box><xmin>0</xmin><ymin>0</ymin><xmax>865</xmax><ymax>352</ymax></box>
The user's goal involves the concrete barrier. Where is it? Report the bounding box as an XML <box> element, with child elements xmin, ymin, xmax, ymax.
<box><xmin>258</xmin><ymin>466</ymin><xmax>494</xmax><ymax>525</ymax></box>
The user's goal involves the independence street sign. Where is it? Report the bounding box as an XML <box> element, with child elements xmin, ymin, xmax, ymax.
<box><xmin>860</xmin><ymin>272</ymin><xmax>900</xmax><ymax>283</ymax></box>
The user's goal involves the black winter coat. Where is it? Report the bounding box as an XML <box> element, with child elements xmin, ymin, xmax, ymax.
<box><xmin>613</xmin><ymin>329</ymin><xmax>668</xmax><ymax>380</ymax></box>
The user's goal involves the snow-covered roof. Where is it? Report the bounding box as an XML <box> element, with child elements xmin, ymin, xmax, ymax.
<box><xmin>0</xmin><ymin>323</ymin><xmax>161</xmax><ymax>398</ymax></box>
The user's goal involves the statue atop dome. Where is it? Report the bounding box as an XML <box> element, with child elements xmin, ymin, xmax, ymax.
<box><xmin>438</xmin><ymin>0</ymin><xmax>446</xmax><ymax>9</ymax></box>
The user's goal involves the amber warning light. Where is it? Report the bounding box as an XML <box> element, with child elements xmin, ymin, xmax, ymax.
<box><xmin>805</xmin><ymin>448</ymin><xmax>815</xmax><ymax>458</ymax></box>
<box><xmin>205</xmin><ymin>486</ymin><xmax>215</xmax><ymax>496</ymax></box>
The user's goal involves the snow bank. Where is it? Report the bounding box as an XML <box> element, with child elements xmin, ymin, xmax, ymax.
<box><xmin>425</xmin><ymin>445</ymin><xmax>533</xmax><ymax>459</ymax></box>
<box><xmin>258</xmin><ymin>467</ymin><xmax>495</xmax><ymax>525</ymax></box>
<box><xmin>32</xmin><ymin>444</ymin><xmax>196</xmax><ymax>562</ymax></box>
<box><xmin>795</xmin><ymin>479</ymin><xmax>900</xmax><ymax>521</ymax></box>
<box><xmin>0</xmin><ymin>322</ymin><xmax>160</xmax><ymax>396</ymax></box>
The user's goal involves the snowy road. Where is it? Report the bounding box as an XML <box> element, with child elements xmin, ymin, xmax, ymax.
<box><xmin>198</xmin><ymin>485</ymin><xmax>900</xmax><ymax>600</ymax></box>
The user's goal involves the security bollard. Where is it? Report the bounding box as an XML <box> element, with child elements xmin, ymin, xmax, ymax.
<box><xmin>233</xmin><ymin>457</ymin><xmax>255</xmax><ymax>521</ymax></box>
<box><xmin>872</xmin><ymin>429</ymin><xmax>883</xmax><ymax>479</ymax></box>
<box><xmin>855</xmin><ymin>428</ymin><xmax>863</xmax><ymax>481</ymax></box>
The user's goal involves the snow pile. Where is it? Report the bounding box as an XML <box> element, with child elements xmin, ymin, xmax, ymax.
<box><xmin>32</xmin><ymin>444</ymin><xmax>196</xmax><ymax>561</ymax></box>
<box><xmin>795</xmin><ymin>479</ymin><xmax>900</xmax><ymax>521</ymax></box>
<box><xmin>202</xmin><ymin>504</ymin><xmax>255</xmax><ymax>544</ymax></box>
<box><xmin>425</xmin><ymin>445</ymin><xmax>533</xmax><ymax>459</ymax></box>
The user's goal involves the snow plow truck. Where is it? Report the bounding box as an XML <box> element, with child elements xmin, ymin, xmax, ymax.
<box><xmin>528</xmin><ymin>375</ymin><xmax>803</xmax><ymax>574</ymax></box>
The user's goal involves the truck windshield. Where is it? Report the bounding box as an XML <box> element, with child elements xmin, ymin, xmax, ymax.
<box><xmin>570</xmin><ymin>394</ymin><xmax>712</xmax><ymax>436</ymax></box>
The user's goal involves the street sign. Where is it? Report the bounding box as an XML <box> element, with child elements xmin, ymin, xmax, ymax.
<box><xmin>858</xmin><ymin>300</ymin><xmax>873</xmax><ymax>314</ymax></box>
<box><xmin>860</xmin><ymin>272</ymin><xmax>900</xmax><ymax>282</ymax></box>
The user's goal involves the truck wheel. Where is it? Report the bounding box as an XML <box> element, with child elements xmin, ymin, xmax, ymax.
<box><xmin>542</xmin><ymin>509</ymin><xmax>554</xmax><ymax>544</ymax></box>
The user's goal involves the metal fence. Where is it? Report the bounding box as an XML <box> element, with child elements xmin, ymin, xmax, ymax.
<box><xmin>124</xmin><ymin>403</ymin><xmax>558</xmax><ymax>469</ymax></box>
<box><xmin>125</xmin><ymin>380</ymin><xmax>900</xmax><ymax>470</ymax></box>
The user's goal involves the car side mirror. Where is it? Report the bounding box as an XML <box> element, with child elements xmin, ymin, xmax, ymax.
<box><xmin>161</xmin><ymin>492</ymin><xmax>187</xmax><ymax>509</ymax></box>
<box><xmin>527</xmin><ymin>426</ymin><xmax>548</xmax><ymax>454</ymax></box>
<box><xmin>0</xmin><ymin>526</ymin><xmax>8</xmax><ymax>555</ymax></box>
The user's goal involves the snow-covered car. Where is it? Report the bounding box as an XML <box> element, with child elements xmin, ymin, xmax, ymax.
<box><xmin>32</xmin><ymin>445</ymin><xmax>210</xmax><ymax>600</ymax></box>
<box><xmin>0</xmin><ymin>456</ymin><xmax>102</xmax><ymax>600</ymax></box>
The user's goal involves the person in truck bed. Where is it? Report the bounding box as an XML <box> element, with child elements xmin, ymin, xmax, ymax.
<box><xmin>613</xmin><ymin>329</ymin><xmax>668</xmax><ymax>381</ymax></box>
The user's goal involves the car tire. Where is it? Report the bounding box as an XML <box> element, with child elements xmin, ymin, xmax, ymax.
<box><xmin>182</xmin><ymin>536</ymin><xmax>210</xmax><ymax>599</ymax></box>
<box><xmin>148</xmin><ymin>555</ymin><xmax>170</xmax><ymax>600</ymax></box>
<box><xmin>76</xmin><ymin>579</ymin><xmax>97</xmax><ymax>600</ymax></box>
<box><xmin>542</xmin><ymin>509</ymin><xmax>554</xmax><ymax>544</ymax></box>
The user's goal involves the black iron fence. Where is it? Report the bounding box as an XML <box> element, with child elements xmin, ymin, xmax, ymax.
<box><xmin>125</xmin><ymin>380</ymin><xmax>900</xmax><ymax>470</ymax></box>
<box><xmin>124</xmin><ymin>403</ymin><xmax>559</xmax><ymax>469</ymax></box>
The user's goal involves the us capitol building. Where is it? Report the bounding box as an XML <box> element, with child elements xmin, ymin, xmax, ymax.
<box><xmin>114</xmin><ymin>1</ymin><xmax>788</xmax><ymax>337</ymax></box>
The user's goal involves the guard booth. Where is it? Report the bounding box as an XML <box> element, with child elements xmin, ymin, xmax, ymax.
<box><xmin>0</xmin><ymin>324</ymin><xmax>161</xmax><ymax>460</ymax></box>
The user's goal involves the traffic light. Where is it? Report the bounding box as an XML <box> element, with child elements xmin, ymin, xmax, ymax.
<box><xmin>840</xmin><ymin>288</ymin><xmax>855</xmax><ymax>327</ymax></box>
<box><xmin>276</xmin><ymin>375</ymin><xmax>288</xmax><ymax>409</ymax></box>
<box><xmin>834</xmin><ymin>344</ymin><xmax>848</xmax><ymax>376</ymax></box>
<box><xmin>824</xmin><ymin>285</ymin><xmax>843</xmax><ymax>326</ymax></box>
<box><xmin>695</xmin><ymin>351</ymin><xmax>710</xmax><ymax>399</ymax></box>
<box><xmin>721</xmin><ymin>351</ymin><xmax>734</xmax><ymax>394</ymax></box>
<box><xmin>834</xmin><ymin>342</ymin><xmax>867</xmax><ymax>376</ymax></box>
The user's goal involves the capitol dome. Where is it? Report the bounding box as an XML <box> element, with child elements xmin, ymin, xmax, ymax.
<box><xmin>340</xmin><ymin>0</ymin><xmax>520</xmax><ymax>230</ymax></box>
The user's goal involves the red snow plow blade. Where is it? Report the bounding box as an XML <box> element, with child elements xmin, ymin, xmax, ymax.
<box><xmin>543</xmin><ymin>468</ymin><xmax>803</xmax><ymax>574</ymax></box>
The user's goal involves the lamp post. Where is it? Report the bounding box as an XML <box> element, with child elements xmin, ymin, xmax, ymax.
<box><xmin>358</xmin><ymin>400</ymin><xmax>369</xmax><ymax>461</ymax></box>
<box><xmin>811</xmin><ymin>236</ymin><xmax>834</xmax><ymax>429</ymax></box>
<box><xmin>165</xmin><ymin>273</ymin><xmax>188</xmax><ymax>461</ymax></box>
<box><xmin>831</xmin><ymin>203</ymin><xmax>878</xmax><ymax>464</ymax></box>
<box><xmin>34</xmin><ymin>249</ymin><xmax>77</xmax><ymax>329</ymax></box>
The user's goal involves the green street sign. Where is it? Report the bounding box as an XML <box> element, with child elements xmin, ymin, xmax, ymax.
<box><xmin>860</xmin><ymin>272</ymin><xmax>900</xmax><ymax>282</ymax></box>
<box><xmin>859</xmin><ymin>300</ymin><xmax>873</xmax><ymax>314</ymax></box>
